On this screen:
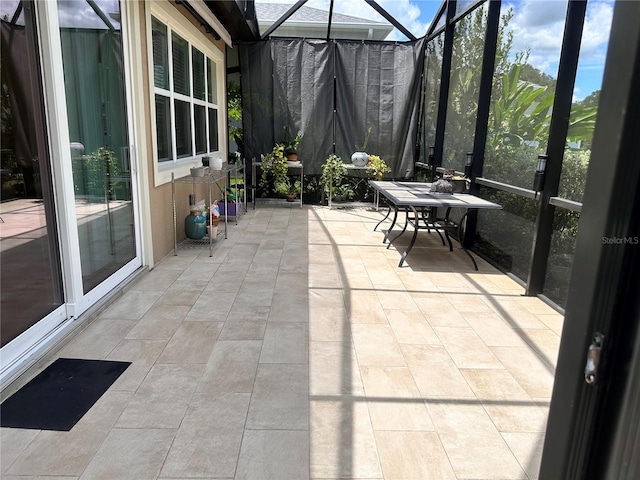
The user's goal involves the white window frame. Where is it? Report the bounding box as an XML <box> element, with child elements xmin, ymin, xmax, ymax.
<box><xmin>147</xmin><ymin>2</ymin><xmax>226</xmax><ymax>186</ymax></box>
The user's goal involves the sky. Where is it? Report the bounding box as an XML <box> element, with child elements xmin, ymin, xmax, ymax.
<box><xmin>1</xmin><ymin>0</ymin><xmax>613</xmax><ymax>100</ymax></box>
<box><xmin>256</xmin><ymin>0</ymin><xmax>614</xmax><ymax>100</ymax></box>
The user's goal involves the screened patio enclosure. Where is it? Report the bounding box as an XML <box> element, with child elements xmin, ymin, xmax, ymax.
<box><xmin>236</xmin><ymin>0</ymin><xmax>612</xmax><ymax>310</ymax></box>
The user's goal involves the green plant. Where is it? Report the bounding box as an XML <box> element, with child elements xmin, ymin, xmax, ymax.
<box><xmin>366</xmin><ymin>154</ymin><xmax>390</xmax><ymax>181</ymax></box>
<box><xmin>284</xmin><ymin>132</ymin><xmax>302</xmax><ymax>157</ymax></box>
<box><xmin>321</xmin><ymin>154</ymin><xmax>355</xmax><ymax>203</ymax></box>
<box><xmin>260</xmin><ymin>143</ymin><xmax>290</xmax><ymax>197</ymax></box>
<box><xmin>73</xmin><ymin>146</ymin><xmax>120</xmax><ymax>198</ymax></box>
<box><xmin>228</xmin><ymin>81</ymin><xmax>243</xmax><ymax>154</ymax></box>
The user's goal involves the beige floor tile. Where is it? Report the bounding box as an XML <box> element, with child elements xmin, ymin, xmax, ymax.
<box><xmin>401</xmin><ymin>344</ymin><xmax>475</xmax><ymax>398</ymax></box>
<box><xmin>124</xmin><ymin>305</ymin><xmax>190</xmax><ymax>341</ymax></box>
<box><xmin>355</xmin><ymin>342</ymin><xmax>406</xmax><ymax>367</ymax></box>
<box><xmin>351</xmin><ymin>324</ymin><xmax>395</xmax><ymax>346</ymax></box>
<box><xmin>156</xmin><ymin>321</ymin><xmax>222</xmax><ymax>364</ymax></box>
<box><xmin>114</xmin><ymin>397</ymin><xmax>188</xmax><ymax>429</ymax></box>
<box><xmin>152</xmin><ymin>280</ymin><xmax>208</xmax><ymax>307</ymax></box>
<box><xmin>360</xmin><ymin>366</ymin><xmax>421</xmax><ymax>399</ymax></box>
<box><xmin>269</xmin><ymin>292</ymin><xmax>309</xmax><ymax>322</ymax></box>
<box><xmin>308</xmin><ymin>307</ymin><xmax>351</xmax><ymax>342</ymax></box>
<box><xmin>385</xmin><ymin>309</ymin><xmax>440</xmax><ymax>345</ymax></box>
<box><xmin>235</xmin><ymin>429</ymin><xmax>310</xmax><ymax>480</ymax></box>
<box><xmin>60</xmin><ymin>318</ymin><xmax>137</xmax><ymax>359</ymax></box>
<box><xmin>160</xmin><ymin>393</ymin><xmax>250</xmax><ymax>478</ymax></box>
<box><xmin>536</xmin><ymin>313</ymin><xmax>565</xmax><ymax>336</ymax></box>
<box><xmin>99</xmin><ymin>290</ymin><xmax>164</xmax><ymax>320</ymax></box>
<box><xmin>375</xmin><ymin>288</ymin><xmax>419</xmax><ymax>310</ymax></box>
<box><xmin>520</xmin><ymin>328</ymin><xmax>561</xmax><ymax>368</ymax></box>
<box><xmin>367</xmin><ymin>399</ymin><xmax>434</xmax><ymax>432</ymax></box>
<box><xmin>225</xmin><ymin>305</ymin><xmax>270</xmax><ymax>323</ymax></box>
<box><xmin>6</xmin><ymin>426</ymin><xmax>109</xmax><ymax>477</ymax></box>
<box><xmin>310</xmin><ymin>341</ymin><xmax>364</xmax><ymax>396</ymax></box>
<box><xmin>4</xmin><ymin>391</ymin><xmax>131</xmax><ymax>476</ymax></box>
<box><xmin>309</xmin><ymin>287</ymin><xmax>346</xmax><ymax>310</ymax></box>
<box><xmin>274</xmin><ymin>271</ymin><xmax>309</xmax><ymax>294</ymax></box>
<box><xmin>0</xmin><ymin>427</ymin><xmax>39</xmax><ymax>474</ymax></box>
<box><xmin>246</xmin><ymin>364</ymin><xmax>309</xmax><ymax>430</ymax></box>
<box><xmin>310</xmin><ymin>400</ymin><xmax>382</xmax><ymax>479</ymax></box>
<box><xmin>129</xmin><ymin>268</ymin><xmax>182</xmax><ymax>292</ymax></box>
<box><xmin>415</xmin><ymin>298</ymin><xmax>470</xmax><ymax>327</ymax></box>
<box><xmin>491</xmin><ymin>347</ymin><xmax>556</xmax><ymax>399</ymax></box>
<box><xmin>187</xmin><ymin>291</ymin><xmax>237</xmax><ymax>321</ymax></box>
<box><xmin>79</xmin><ymin>428</ymin><xmax>175</xmax><ymax>480</ymax></box>
<box><xmin>434</xmin><ymin>326</ymin><xmax>504</xmax><ymax>369</ymax></box>
<box><xmin>464</xmin><ymin>312</ymin><xmax>529</xmax><ymax>347</ymax></box>
<box><xmin>218</xmin><ymin>320</ymin><xmax>267</xmax><ymax>340</ymax></box>
<box><xmin>107</xmin><ymin>339</ymin><xmax>167</xmax><ymax>391</ymax></box>
<box><xmin>428</xmin><ymin>403</ymin><xmax>527</xmax><ymax>479</ymax></box>
<box><xmin>197</xmin><ymin>340</ymin><xmax>262</xmax><ymax>394</ymax></box>
<box><xmin>502</xmin><ymin>432</ymin><xmax>545</xmax><ymax>480</ymax></box>
<box><xmin>260</xmin><ymin>322</ymin><xmax>308</xmax><ymax>364</ymax></box>
<box><xmin>375</xmin><ymin>431</ymin><xmax>455</xmax><ymax>479</ymax></box>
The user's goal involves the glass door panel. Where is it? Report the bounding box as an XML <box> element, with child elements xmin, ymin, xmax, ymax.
<box><xmin>57</xmin><ymin>0</ymin><xmax>135</xmax><ymax>293</ymax></box>
<box><xmin>0</xmin><ymin>0</ymin><xmax>64</xmax><ymax>347</ymax></box>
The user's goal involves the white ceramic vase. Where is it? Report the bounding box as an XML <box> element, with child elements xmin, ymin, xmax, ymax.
<box><xmin>351</xmin><ymin>151</ymin><xmax>368</xmax><ymax>167</ymax></box>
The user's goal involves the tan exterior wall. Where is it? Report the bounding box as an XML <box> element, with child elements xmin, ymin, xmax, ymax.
<box><xmin>135</xmin><ymin>1</ymin><xmax>227</xmax><ymax>265</ymax></box>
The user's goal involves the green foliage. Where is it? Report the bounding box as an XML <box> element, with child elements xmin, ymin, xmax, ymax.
<box><xmin>73</xmin><ymin>146</ymin><xmax>120</xmax><ymax>198</ymax></box>
<box><xmin>260</xmin><ymin>143</ymin><xmax>289</xmax><ymax>197</ymax></box>
<box><xmin>356</xmin><ymin>126</ymin><xmax>372</xmax><ymax>152</ymax></box>
<box><xmin>228</xmin><ymin>81</ymin><xmax>243</xmax><ymax>154</ymax></box>
<box><xmin>284</xmin><ymin>132</ymin><xmax>302</xmax><ymax>156</ymax></box>
<box><xmin>366</xmin><ymin>154</ymin><xmax>390</xmax><ymax>181</ymax></box>
<box><xmin>321</xmin><ymin>154</ymin><xmax>354</xmax><ymax>203</ymax></box>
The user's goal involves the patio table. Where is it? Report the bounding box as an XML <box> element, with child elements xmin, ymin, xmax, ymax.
<box><xmin>369</xmin><ymin>181</ymin><xmax>502</xmax><ymax>269</ymax></box>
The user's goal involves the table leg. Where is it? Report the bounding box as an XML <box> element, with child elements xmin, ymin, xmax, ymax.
<box><xmin>398</xmin><ymin>206</ymin><xmax>420</xmax><ymax>267</ymax></box>
<box><xmin>374</xmin><ymin>205</ymin><xmax>391</xmax><ymax>231</ymax></box>
<box><xmin>383</xmin><ymin>207</ymin><xmax>400</xmax><ymax>243</ymax></box>
<box><xmin>458</xmin><ymin>211</ymin><xmax>478</xmax><ymax>270</ymax></box>
<box><xmin>387</xmin><ymin>208</ymin><xmax>410</xmax><ymax>249</ymax></box>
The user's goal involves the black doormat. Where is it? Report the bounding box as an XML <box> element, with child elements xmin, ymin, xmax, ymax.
<box><xmin>1</xmin><ymin>357</ymin><xmax>130</xmax><ymax>431</ymax></box>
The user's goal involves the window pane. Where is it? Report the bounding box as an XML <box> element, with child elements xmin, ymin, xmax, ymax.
<box><xmin>207</xmin><ymin>57</ymin><xmax>217</xmax><ymax>104</ymax></box>
<box><xmin>483</xmin><ymin>1</ymin><xmax>567</xmax><ymax>189</ymax></box>
<box><xmin>558</xmin><ymin>1</ymin><xmax>613</xmax><ymax>202</ymax></box>
<box><xmin>442</xmin><ymin>5</ymin><xmax>487</xmax><ymax>171</ymax></box>
<box><xmin>192</xmin><ymin>47</ymin><xmax>205</xmax><ymax>100</ymax></box>
<box><xmin>474</xmin><ymin>187</ymin><xmax>538</xmax><ymax>282</ymax></box>
<box><xmin>155</xmin><ymin>95</ymin><xmax>172</xmax><ymax>162</ymax></box>
<box><xmin>172</xmin><ymin>32</ymin><xmax>189</xmax><ymax>95</ymax></box>
<box><xmin>544</xmin><ymin>207</ymin><xmax>580</xmax><ymax>309</ymax></box>
<box><xmin>151</xmin><ymin>16</ymin><xmax>169</xmax><ymax>89</ymax></box>
<box><xmin>419</xmin><ymin>35</ymin><xmax>443</xmax><ymax>165</ymax></box>
<box><xmin>194</xmin><ymin>105</ymin><xmax>206</xmax><ymax>154</ymax></box>
<box><xmin>175</xmin><ymin>99</ymin><xmax>192</xmax><ymax>157</ymax></box>
<box><xmin>208</xmin><ymin>107</ymin><xmax>218</xmax><ymax>151</ymax></box>
<box><xmin>58</xmin><ymin>0</ymin><xmax>136</xmax><ymax>293</ymax></box>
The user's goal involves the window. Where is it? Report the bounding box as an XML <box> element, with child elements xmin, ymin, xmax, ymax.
<box><xmin>150</xmin><ymin>10</ymin><xmax>223</xmax><ymax>174</ymax></box>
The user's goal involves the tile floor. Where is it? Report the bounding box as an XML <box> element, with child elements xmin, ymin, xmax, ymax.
<box><xmin>1</xmin><ymin>205</ymin><xmax>563</xmax><ymax>479</ymax></box>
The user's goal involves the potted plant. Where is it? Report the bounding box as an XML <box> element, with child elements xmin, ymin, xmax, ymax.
<box><xmin>352</xmin><ymin>126</ymin><xmax>371</xmax><ymax>166</ymax></box>
<box><xmin>284</xmin><ymin>132</ymin><xmax>303</xmax><ymax>162</ymax></box>
<box><xmin>260</xmin><ymin>144</ymin><xmax>288</xmax><ymax>195</ymax></box>
<box><xmin>366</xmin><ymin>154</ymin><xmax>390</xmax><ymax>181</ymax></box>
<box><xmin>321</xmin><ymin>154</ymin><xmax>354</xmax><ymax>204</ymax></box>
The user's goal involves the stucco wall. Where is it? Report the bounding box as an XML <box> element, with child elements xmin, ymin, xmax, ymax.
<box><xmin>135</xmin><ymin>1</ymin><xmax>227</xmax><ymax>265</ymax></box>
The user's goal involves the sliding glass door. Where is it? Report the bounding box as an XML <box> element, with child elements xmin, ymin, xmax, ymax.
<box><xmin>0</xmin><ymin>1</ymin><xmax>64</xmax><ymax>347</ymax></box>
<box><xmin>57</xmin><ymin>0</ymin><xmax>136</xmax><ymax>293</ymax></box>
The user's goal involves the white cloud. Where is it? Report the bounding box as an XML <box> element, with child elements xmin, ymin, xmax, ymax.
<box><xmin>503</xmin><ymin>0</ymin><xmax>613</xmax><ymax>80</ymax></box>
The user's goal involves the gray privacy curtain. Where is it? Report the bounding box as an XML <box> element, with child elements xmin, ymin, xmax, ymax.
<box><xmin>240</xmin><ymin>38</ymin><xmax>425</xmax><ymax>177</ymax></box>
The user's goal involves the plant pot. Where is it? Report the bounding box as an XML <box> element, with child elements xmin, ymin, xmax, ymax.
<box><xmin>286</xmin><ymin>194</ymin><xmax>296</xmax><ymax>202</ymax></box>
<box><xmin>286</xmin><ymin>153</ymin><xmax>298</xmax><ymax>161</ymax></box>
<box><xmin>351</xmin><ymin>151</ymin><xmax>368</xmax><ymax>167</ymax></box>
<box><xmin>450</xmin><ymin>179</ymin><xmax>468</xmax><ymax>193</ymax></box>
